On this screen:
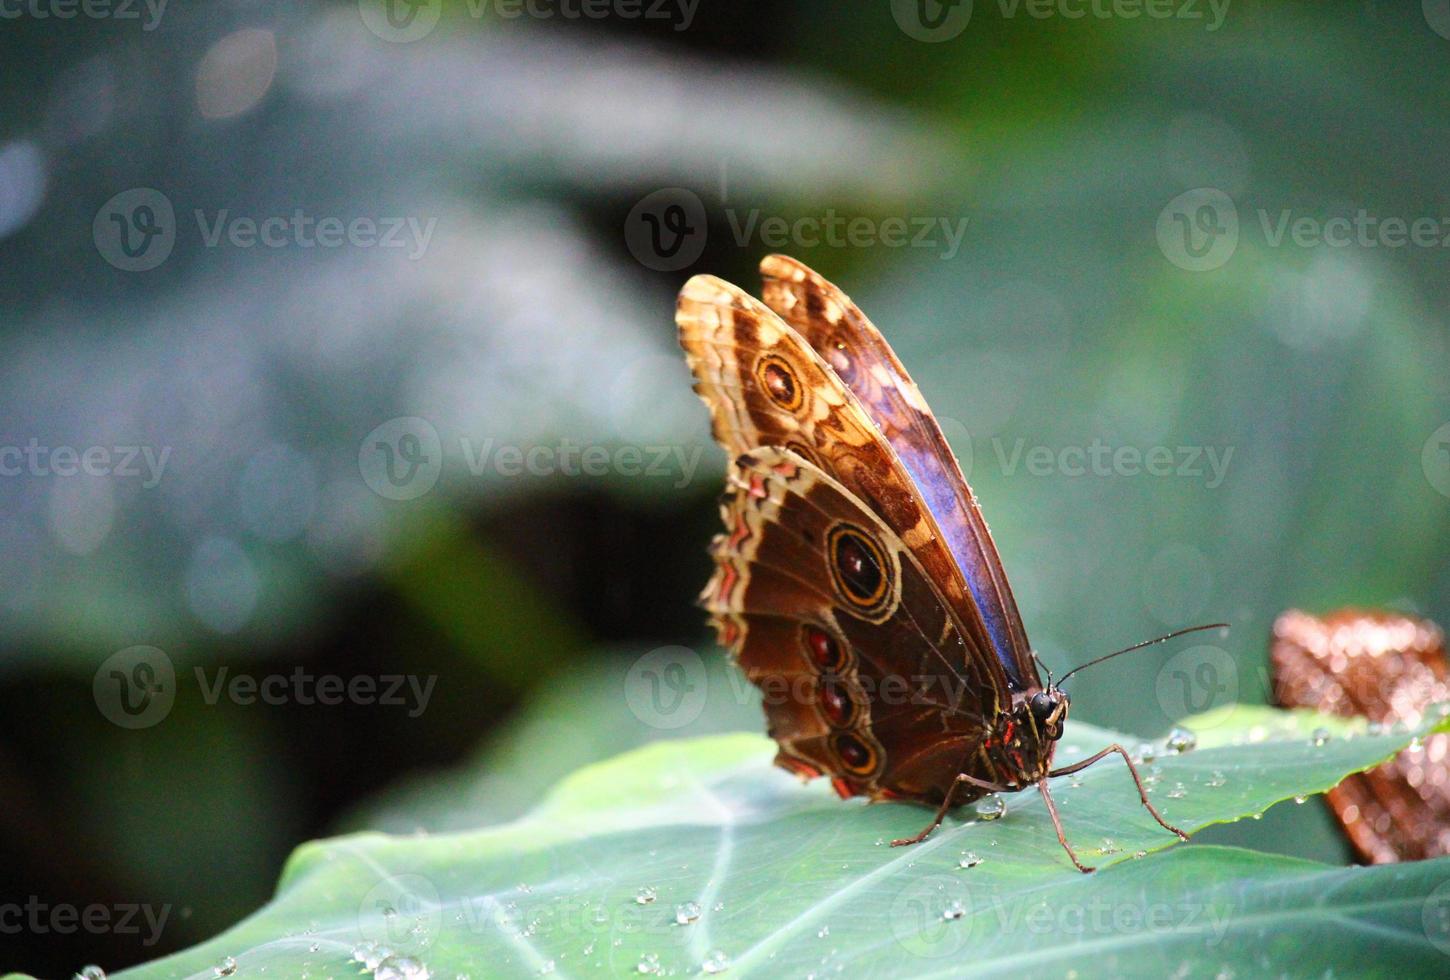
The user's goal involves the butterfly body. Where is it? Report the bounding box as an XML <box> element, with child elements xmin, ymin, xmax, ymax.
<box><xmin>678</xmin><ymin>256</ymin><xmax>1183</xmax><ymax>871</ymax></box>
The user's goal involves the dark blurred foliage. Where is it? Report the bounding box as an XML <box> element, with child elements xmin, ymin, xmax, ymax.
<box><xmin>2</xmin><ymin>1</ymin><xmax>1449</xmax><ymax>976</ymax></box>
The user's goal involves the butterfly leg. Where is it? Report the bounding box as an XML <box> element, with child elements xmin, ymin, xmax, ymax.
<box><xmin>890</xmin><ymin>773</ymin><xmax>1010</xmax><ymax>847</ymax></box>
<box><xmin>1037</xmin><ymin>780</ymin><xmax>1093</xmax><ymax>873</ymax></box>
<box><xmin>1048</xmin><ymin>743</ymin><xmax>1190</xmax><ymax>841</ymax></box>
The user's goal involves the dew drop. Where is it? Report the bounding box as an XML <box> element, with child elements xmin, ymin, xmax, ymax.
<box><xmin>817</xmin><ymin>926</ymin><xmax>830</xmax><ymax>938</ymax></box>
<box><xmin>1409</xmin><ymin>736</ymin><xmax>1425</xmax><ymax>753</ymax></box>
<box><xmin>1294</xmin><ymin>795</ymin><xmax>1308</xmax><ymax>805</ymax></box>
<box><xmin>1311</xmin><ymin>727</ymin><xmax>1331</xmax><ymax>747</ymax></box>
<box><xmin>1205</xmin><ymin>770</ymin><xmax>1227</xmax><ymax>788</ymax></box>
<box><xmin>636</xmin><ymin>953</ymin><xmax>661</xmax><ymax>975</ymax></box>
<box><xmin>1134</xmin><ymin>850</ymin><xmax>1147</xmax><ymax>859</ymax></box>
<box><xmin>974</xmin><ymin>794</ymin><xmax>1006</xmax><ymax>820</ymax></box>
<box><xmin>375</xmin><ymin>956</ymin><xmax>430</xmax><ymax>980</ymax></box>
<box><xmin>1135</xmin><ymin>742</ymin><xmax>1157</xmax><ymax>763</ymax></box>
<box><xmin>674</xmin><ymin>901</ymin><xmax>702</xmax><ymax>925</ymax></box>
<box><xmin>215</xmin><ymin>957</ymin><xmax>238</xmax><ymax>977</ymax></box>
<box><xmin>634</xmin><ymin>886</ymin><xmax>657</xmax><ymax>905</ymax></box>
<box><xmin>538</xmin><ymin>962</ymin><xmax>555</xmax><ymax>976</ymax></box>
<box><xmin>1166</xmin><ymin>782</ymin><xmax>1187</xmax><ymax>800</ymax></box>
<box><xmin>309</xmin><ymin>943</ymin><xmax>320</xmax><ymax>953</ymax></box>
<box><xmin>1099</xmin><ymin>838</ymin><xmax>1121</xmax><ymax>855</ymax></box>
<box><xmin>712</xmin><ymin>902</ymin><xmax>725</xmax><ymax>912</ymax></box>
<box><xmin>702</xmin><ymin>950</ymin><xmax>731</xmax><ymax>974</ymax></box>
<box><xmin>957</xmin><ymin>852</ymin><xmax>983</xmax><ymax>869</ymax></box>
<box><xmin>1251</xmin><ymin>812</ymin><xmax>1264</xmax><ymax>820</ymax></box>
<box><xmin>942</xmin><ymin>900</ymin><xmax>966</xmax><ymax>921</ymax></box>
<box><xmin>1165</xmin><ymin>727</ymin><xmax>1197</xmax><ymax>754</ymax></box>
<box><xmin>73</xmin><ymin>968</ymin><xmax>107</xmax><ymax>980</ymax></box>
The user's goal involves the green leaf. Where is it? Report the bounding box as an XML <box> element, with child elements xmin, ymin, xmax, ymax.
<box><xmin>114</xmin><ymin>708</ymin><xmax>1450</xmax><ymax>979</ymax></box>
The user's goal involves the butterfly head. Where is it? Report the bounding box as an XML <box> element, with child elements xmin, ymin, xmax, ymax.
<box><xmin>1027</xmin><ymin>687</ymin><xmax>1070</xmax><ymax>742</ymax></box>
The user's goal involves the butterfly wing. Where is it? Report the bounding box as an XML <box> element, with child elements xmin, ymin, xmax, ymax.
<box><xmin>702</xmin><ymin>448</ymin><xmax>998</xmax><ymax>803</ymax></box>
<box><xmin>677</xmin><ymin>272</ymin><xmax>1009</xmax><ymax>702</ymax></box>
<box><xmin>759</xmin><ymin>254</ymin><xmax>1036</xmax><ymax>691</ymax></box>
<box><xmin>1271</xmin><ymin>608</ymin><xmax>1450</xmax><ymax>862</ymax></box>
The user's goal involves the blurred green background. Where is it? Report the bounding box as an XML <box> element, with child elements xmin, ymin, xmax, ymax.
<box><xmin>2</xmin><ymin>1</ymin><xmax>1449</xmax><ymax>975</ymax></box>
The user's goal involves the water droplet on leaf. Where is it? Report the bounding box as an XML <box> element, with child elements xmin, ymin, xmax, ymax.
<box><xmin>974</xmin><ymin>795</ymin><xmax>1006</xmax><ymax>820</ymax></box>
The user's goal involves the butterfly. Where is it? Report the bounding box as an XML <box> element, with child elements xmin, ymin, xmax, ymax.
<box><xmin>677</xmin><ymin>255</ymin><xmax>1210</xmax><ymax>872</ymax></box>
<box><xmin>1271</xmin><ymin>608</ymin><xmax>1450</xmax><ymax>863</ymax></box>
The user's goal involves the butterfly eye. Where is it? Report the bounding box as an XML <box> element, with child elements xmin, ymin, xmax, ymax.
<box><xmin>1029</xmin><ymin>692</ymin><xmax>1055</xmax><ymax>724</ymax></box>
<box><xmin>754</xmin><ymin>353</ymin><xmax>804</xmax><ymax>411</ymax></box>
<box><xmin>830</xmin><ymin>732</ymin><xmax>878</xmax><ymax>777</ymax></box>
<box><xmin>801</xmin><ymin>624</ymin><xmax>847</xmax><ymax>671</ymax></box>
<box><xmin>826</xmin><ymin>523</ymin><xmax>892</xmax><ymax>617</ymax></box>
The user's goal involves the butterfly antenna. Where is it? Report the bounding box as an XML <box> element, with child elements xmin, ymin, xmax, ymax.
<box><xmin>1030</xmin><ymin>649</ymin><xmax>1055</xmax><ymax>689</ymax></box>
<box><xmin>1056</xmin><ymin>623</ymin><xmax>1230</xmax><ymax>688</ymax></box>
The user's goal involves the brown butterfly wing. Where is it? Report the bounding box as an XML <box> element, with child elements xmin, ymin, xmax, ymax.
<box><xmin>759</xmin><ymin>254</ymin><xmax>1035</xmax><ymax>691</ymax></box>
<box><xmin>1271</xmin><ymin>608</ymin><xmax>1450</xmax><ymax>862</ymax></box>
<box><xmin>677</xmin><ymin>272</ymin><xmax>1010</xmax><ymax>713</ymax></box>
<box><xmin>701</xmin><ymin>448</ymin><xmax>998</xmax><ymax>804</ymax></box>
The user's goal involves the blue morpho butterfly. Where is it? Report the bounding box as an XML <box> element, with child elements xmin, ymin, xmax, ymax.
<box><xmin>678</xmin><ymin>255</ymin><xmax>1223</xmax><ymax>871</ymax></box>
